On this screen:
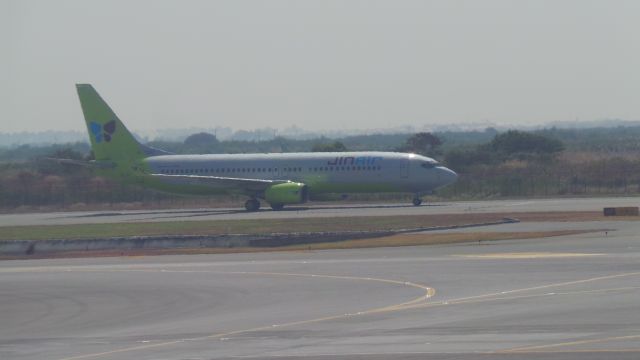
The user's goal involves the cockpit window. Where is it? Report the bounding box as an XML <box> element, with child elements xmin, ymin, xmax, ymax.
<box><xmin>421</xmin><ymin>162</ymin><xmax>439</xmax><ymax>169</ymax></box>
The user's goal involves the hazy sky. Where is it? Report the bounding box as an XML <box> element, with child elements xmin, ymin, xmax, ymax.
<box><xmin>3</xmin><ymin>0</ymin><xmax>640</xmax><ymax>133</ymax></box>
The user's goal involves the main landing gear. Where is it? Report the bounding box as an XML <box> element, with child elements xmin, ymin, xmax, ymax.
<box><xmin>270</xmin><ymin>203</ymin><xmax>284</xmax><ymax>211</ymax></box>
<box><xmin>412</xmin><ymin>196</ymin><xmax>423</xmax><ymax>206</ymax></box>
<box><xmin>244</xmin><ymin>198</ymin><xmax>260</xmax><ymax>212</ymax></box>
<box><xmin>244</xmin><ymin>198</ymin><xmax>285</xmax><ymax>212</ymax></box>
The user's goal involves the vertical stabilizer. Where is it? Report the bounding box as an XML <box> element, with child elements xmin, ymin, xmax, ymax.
<box><xmin>76</xmin><ymin>84</ymin><xmax>145</xmax><ymax>161</ymax></box>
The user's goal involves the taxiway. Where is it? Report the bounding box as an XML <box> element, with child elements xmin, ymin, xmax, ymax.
<box><xmin>1</xmin><ymin>212</ymin><xmax>639</xmax><ymax>359</ymax></box>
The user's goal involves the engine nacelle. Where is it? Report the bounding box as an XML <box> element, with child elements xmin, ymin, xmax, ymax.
<box><xmin>265</xmin><ymin>182</ymin><xmax>308</xmax><ymax>205</ymax></box>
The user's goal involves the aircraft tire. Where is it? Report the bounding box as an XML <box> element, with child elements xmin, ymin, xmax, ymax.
<box><xmin>270</xmin><ymin>203</ymin><xmax>284</xmax><ymax>211</ymax></box>
<box><xmin>245</xmin><ymin>199</ymin><xmax>260</xmax><ymax>212</ymax></box>
<box><xmin>412</xmin><ymin>197</ymin><xmax>422</xmax><ymax>206</ymax></box>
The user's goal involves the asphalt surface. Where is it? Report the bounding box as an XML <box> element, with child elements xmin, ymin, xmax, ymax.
<box><xmin>2</xmin><ymin>196</ymin><xmax>640</xmax><ymax>226</ymax></box>
<box><xmin>1</xmin><ymin>209</ymin><xmax>640</xmax><ymax>359</ymax></box>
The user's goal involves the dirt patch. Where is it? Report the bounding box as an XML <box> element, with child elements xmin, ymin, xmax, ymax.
<box><xmin>282</xmin><ymin>229</ymin><xmax>603</xmax><ymax>250</ymax></box>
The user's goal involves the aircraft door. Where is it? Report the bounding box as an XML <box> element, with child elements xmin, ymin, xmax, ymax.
<box><xmin>400</xmin><ymin>158</ymin><xmax>410</xmax><ymax>179</ymax></box>
<box><xmin>280</xmin><ymin>165</ymin><xmax>292</xmax><ymax>179</ymax></box>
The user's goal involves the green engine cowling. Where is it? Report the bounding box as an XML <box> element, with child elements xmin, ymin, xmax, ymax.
<box><xmin>265</xmin><ymin>182</ymin><xmax>309</xmax><ymax>205</ymax></box>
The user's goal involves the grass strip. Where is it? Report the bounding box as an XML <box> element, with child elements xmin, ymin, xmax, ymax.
<box><xmin>0</xmin><ymin>211</ymin><xmax>631</xmax><ymax>241</ymax></box>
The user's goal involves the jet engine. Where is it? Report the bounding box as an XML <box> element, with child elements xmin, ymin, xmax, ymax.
<box><xmin>265</xmin><ymin>182</ymin><xmax>309</xmax><ymax>205</ymax></box>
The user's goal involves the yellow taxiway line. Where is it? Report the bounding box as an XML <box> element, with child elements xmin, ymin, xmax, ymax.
<box><xmin>57</xmin><ymin>269</ymin><xmax>435</xmax><ymax>360</ymax></box>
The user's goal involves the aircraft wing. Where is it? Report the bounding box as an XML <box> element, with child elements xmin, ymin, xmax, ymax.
<box><xmin>149</xmin><ymin>174</ymin><xmax>291</xmax><ymax>192</ymax></box>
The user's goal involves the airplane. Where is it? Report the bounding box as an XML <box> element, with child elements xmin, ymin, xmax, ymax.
<box><xmin>75</xmin><ymin>84</ymin><xmax>458</xmax><ymax>211</ymax></box>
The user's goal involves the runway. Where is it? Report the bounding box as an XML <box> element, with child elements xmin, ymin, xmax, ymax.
<box><xmin>2</xmin><ymin>196</ymin><xmax>640</xmax><ymax>226</ymax></box>
<box><xmin>1</xmin><ymin>218</ymin><xmax>640</xmax><ymax>359</ymax></box>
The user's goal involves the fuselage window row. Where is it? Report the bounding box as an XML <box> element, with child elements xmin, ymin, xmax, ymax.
<box><xmin>160</xmin><ymin>165</ymin><xmax>382</xmax><ymax>175</ymax></box>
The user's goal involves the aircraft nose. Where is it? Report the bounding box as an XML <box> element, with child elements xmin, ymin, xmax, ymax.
<box><xmin>438</xmin><ymin>167</ymin><xmax>458</xmax><ymax>186</ymax></box>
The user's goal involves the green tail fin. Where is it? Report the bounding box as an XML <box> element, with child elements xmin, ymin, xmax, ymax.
<box><xmin>76</xmin><ymin>84</ymin><xmax>145</xmax><ymax>161</ymax></box>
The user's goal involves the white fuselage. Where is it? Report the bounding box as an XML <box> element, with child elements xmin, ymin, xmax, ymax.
<box><xmin>145</xmin><ymin>151</ymin><xmax>457</xmax><ymax>196</ymax></box>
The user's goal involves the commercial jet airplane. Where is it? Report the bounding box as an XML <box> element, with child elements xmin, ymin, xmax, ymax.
<box><xmin>74</xmin><ymin>84</ymin><xmax>458</xmax><ymax>211</ymax></box>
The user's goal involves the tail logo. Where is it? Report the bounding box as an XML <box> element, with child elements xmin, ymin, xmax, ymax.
<box><xmin>90</xmin><ymin>120</ymin><xmax>116</xmax><ymax>143</ymax></box>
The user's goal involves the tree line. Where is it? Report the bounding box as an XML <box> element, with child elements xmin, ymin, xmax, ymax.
<box><xmin>3</xmin><ymin>126</ymin><xmax>640</xmax><ymax>211</ymax></box>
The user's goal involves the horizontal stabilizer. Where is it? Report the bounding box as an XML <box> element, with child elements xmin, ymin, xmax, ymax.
<box><xmin>44</xmin><ymin>158</ymin><xmax>116</xmax><ymax>168</ymax></box>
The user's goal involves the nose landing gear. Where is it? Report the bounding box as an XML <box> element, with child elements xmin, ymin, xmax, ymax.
<box><xmin>412</xmin><ymin>196</ymin><xmax>422</xmax><ymax>206</ymax></box>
